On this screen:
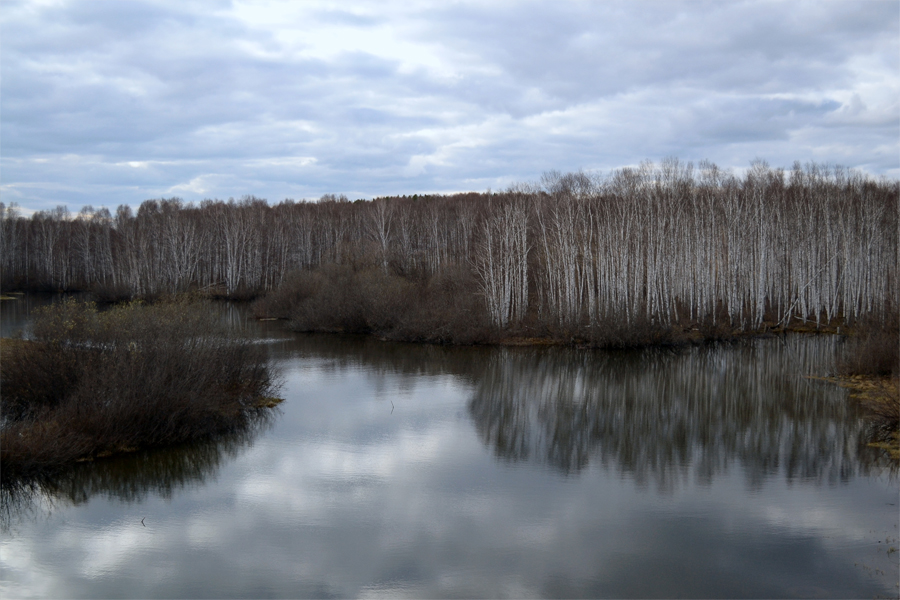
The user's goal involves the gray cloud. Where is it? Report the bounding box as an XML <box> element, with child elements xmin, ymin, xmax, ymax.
<box><xmin>1</xmin><ymin>0</ymin><xmax>897</xmax><ymax>212</ymax></box>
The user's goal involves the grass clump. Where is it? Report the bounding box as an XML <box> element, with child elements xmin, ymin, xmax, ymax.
<box><xmin>1</xmin><ymin>299</ymin><xmax>280</xmax><ymax>480</ymax></box>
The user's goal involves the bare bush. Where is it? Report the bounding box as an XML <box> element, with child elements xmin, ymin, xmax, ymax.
<box><xmin>837</xmin><ymin>316</ymin><xmax>900</xmax><ymax>377</ymax></box>
<box><xmin>279</xmin><ymin>264</ymin><xmax>493</xmax><ymax>344</ymax></box>
<box><xmin>833</xmin><ymin>314</ymin><xmax>899</xmax><ymax>458</ymax></box>
<box><xmin>0</xmin><ymin>299</ymin><xmax>279</xmax><ymax>480</ymax></box>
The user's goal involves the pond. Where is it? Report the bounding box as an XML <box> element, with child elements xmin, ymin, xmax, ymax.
<box><xmin>1</xmin><ymin>296</ymin><xmax>897</xmax><ymax>598</ymax></box>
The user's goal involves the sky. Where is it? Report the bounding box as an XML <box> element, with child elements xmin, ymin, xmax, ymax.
<box><xmin>1</xmin><ymin>0</ymin><xmax>898</xmax><ymax>213</ymax></box>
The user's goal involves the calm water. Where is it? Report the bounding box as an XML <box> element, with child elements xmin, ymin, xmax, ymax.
<box><xmin>1</xmin><ymin>297</ymin><xmax>898</xmax><ymax>598</ymax></box>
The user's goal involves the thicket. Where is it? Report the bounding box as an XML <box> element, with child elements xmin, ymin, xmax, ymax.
<box><xmin>834</xmin><ymin>319</ymin><xmax>899</xmax><ymax>458</ymax></box>
<box><xmin>258</xmin><ymin>264</ymin><xmax>492</xmax><ymax>344</ymax></box>
<box><xmin>836</xmin><ymin>319</ymin><xmax>899</xmax><ymax>378</ymax></box>
<box><xmin>1</xmin><ymin>159</ymin><xmax>896</xmax><ymax>346</ymax></box>
<box><xmin>0</xmin><ymin>300</ymin><xmax>279</xmax><ymax>480</ymax></box>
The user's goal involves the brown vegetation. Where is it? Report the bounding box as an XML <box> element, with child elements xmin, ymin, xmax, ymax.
<box><xmin>253</xmin><ymin>264</ymin><xmax>492</xmax><ymax>344</ymax></box>
<box><xmin>830</xmin><ymin>317</ymin><xmax>899</xmax><ymax>460</ymax></box>
<box><xmin>0</xmin><ymin>299</ymin><xmax>280</xmax><ymax>480</ymax></box>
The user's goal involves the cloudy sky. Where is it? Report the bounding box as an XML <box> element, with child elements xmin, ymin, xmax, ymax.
<box><xmin>2</xmin><ymin>0</ymin><xmax>898</xmax><ymax>213</ymax></box>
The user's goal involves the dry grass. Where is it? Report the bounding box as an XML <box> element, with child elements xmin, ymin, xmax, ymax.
<box><xmin>815</xmin><ymin>376</ymin><xmax>900</xmax><ymax>460</ymax></box>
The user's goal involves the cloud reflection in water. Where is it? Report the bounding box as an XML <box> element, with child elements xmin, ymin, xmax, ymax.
<box><xmin>1</xmin><ymin>334</ymin><xmax>896</xmax><ymax>598</ymax></box>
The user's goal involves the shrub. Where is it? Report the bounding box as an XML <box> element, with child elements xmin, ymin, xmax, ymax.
<box><xmin>834</xmin><ymin>314</ymin><xmax>900</xmax><ymax>458</ymax></box>
<box><xmin>1</xmin><ymin>299</ymin><xmax>280</xmax><ymax>480</ymax></box>
<box><xmin>837</xmin><ymin>316</ymin><xmax>900</xmax><ymax>377</ymax></box>
<box><xmin>270</xmin><ymin>264</ymin><xmax>494</xmax><ymax>344</ymax></box>
<box><xmin>388</xmin><ymin>266</ymin><xmax>492</xmax><ymax>344</ymax></box>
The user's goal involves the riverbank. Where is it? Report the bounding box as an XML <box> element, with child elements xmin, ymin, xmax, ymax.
<box><xmin>249</xmin><ymin>261</ymin><xmax>898</xmax><ymax>351</ymax></box>
<box><xmin>821</xmin><ymin>376</ymin><xmax>899</xmax><ymax>459</ymax></box>
<box><xmin>256</xmin><ymin>288</ymin><xmax>900</xmax><ymax>460</ymax></box>
<box><xmin>0</xmin><ymin>300</ymin><xmax>282</xmax><ymax>480</ymax></box>
<box><xmin>3</xmin><ymin>292</ymin><xmax>895</xmax><ymax>480</ymax></box>
<box><xmin>828</xmin><ymin>322</ymin><xmax>900</xmax><ymax>460</ymax></box>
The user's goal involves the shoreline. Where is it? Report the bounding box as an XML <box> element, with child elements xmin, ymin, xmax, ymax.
<box><xmin>3</xmin><ymin>297</ymin><xmax>895</xmax><ymax>480</ymax></box>
<box><xmin>808</xmin><ymin>374</ymin><xmax>900</xmax><ymax>460</ymax></box>
<box><xmin>269</xmin><ymin>316</ymin><xmax>856</xmax><ymax>350</ymax></box>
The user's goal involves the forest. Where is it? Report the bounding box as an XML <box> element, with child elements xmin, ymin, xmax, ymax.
<box><xmin>1</xmin><ymin>159</ymin><xmax>897</xmax><ymax>347</ymax></box>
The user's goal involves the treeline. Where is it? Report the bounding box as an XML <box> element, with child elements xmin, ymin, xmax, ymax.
<box><xmin>1</xmin><ymin>159</ymin><xmax>897</xmax><ymax>343</ymax></box>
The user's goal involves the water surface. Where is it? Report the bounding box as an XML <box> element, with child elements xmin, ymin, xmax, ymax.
<box><xmin>1</xmin><ymin>299</ymin><xmax>897</xmax><ymax>598</ymax></box>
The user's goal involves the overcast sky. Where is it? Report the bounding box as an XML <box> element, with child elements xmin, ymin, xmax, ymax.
<box><xmin>2</xmin><ymin>0</ymin><xmax>898</xmax><ymax>213</ymax></box>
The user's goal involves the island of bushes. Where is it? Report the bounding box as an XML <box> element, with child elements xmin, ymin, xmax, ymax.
<box><xmin>0</xmin><ymin>299</ymin><xmax>281</xmax><ymax>480</ymax></box>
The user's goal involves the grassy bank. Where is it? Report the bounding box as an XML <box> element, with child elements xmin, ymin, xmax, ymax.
<box><xmin>832</xmin><ymin>320</ymin><xmax>900</xmax><ymax>460</ymax></box>
<box><xmin>0</xmin><ymin>299</ymin><xmax>281</xmax><ymax>480</ymax></box>
<box><xmin>807</xmin><ymin>319</ymin><xmax>900</xmax><ymax>460</ymax></box>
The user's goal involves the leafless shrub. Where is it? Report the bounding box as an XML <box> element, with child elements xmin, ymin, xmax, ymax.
<box><xmin>279</xmin><ymin>265</ymin><xmax>493</xmax><ymax>344</ymax></box>
<box><xmin>0</xmin><ymin>299</ymin><xmax>279</xmax><ymax>480</ymax></box>
<box><xmin>837</xmin><ymin>315</ymin><xmax>899</xmax><ymax>377</ymax></box>
<box><xmin>251</xmin><ymin>270</ymin><xmax>320</xmax><ymax>319</ymax></box>
<box><xmin>288</xmin><ymin>264</ymin><xmax>367</xmax><ymax>332</ymax></box>
<box><xmin>389</xmin><ymin>266</ymin><xmax>493</xmax><ymax>344</ymax></box>
<box><xmin>582</xmin><ymin>313</ymin><xmax>679</xmax><ymax>349</ymax></box>
<box><xmin>834</xmin><ymin>313</ymin><xmax>899</xmax><ymax>458</ymax></box>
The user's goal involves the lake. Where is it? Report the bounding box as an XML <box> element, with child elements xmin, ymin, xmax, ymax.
<box><xmin>1</xmin><ymin>296</ymin><xmax>897</xmax><ymax>598</ymax></box>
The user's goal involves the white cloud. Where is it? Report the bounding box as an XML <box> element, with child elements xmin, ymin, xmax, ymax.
<box><xmin>166</xmin><ymin>174</ymin><xmax>217</xmax><ymax>195</ymax></box>
<box><xmin>1</xmin><ymin>0</ymin><xmax>897</xmax><ymax>212</ymax></box>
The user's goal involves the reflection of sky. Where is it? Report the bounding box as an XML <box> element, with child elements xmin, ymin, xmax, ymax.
<box><xmin>2</xmin><ymin>341</ymin><xmax>898</xmax><ymax>598</ymax></box>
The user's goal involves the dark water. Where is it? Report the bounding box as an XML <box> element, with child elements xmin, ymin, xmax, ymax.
<box><xmin>1</xmin><ymin>297</ymin><xmax>897</xmax><ymax>598</ymax></box>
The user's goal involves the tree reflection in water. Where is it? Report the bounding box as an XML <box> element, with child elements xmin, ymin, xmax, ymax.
<box><xmin>3</xmin><ymin>333</ymin><xmax>889</xmax><ymax>532</ymax></box>
<box><xmin>1</xmin><ymin>411</ymin><xmax>276</xmax><ymax>532</ymax></box>
<box><xmin>468</xmin><ymin>336</ymin><xmax>890</xmax><ymax>488</ymax></box>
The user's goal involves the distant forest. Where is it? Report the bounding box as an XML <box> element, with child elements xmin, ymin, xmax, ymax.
<box><xmin>2</xmin><ymin>159</ymin><xmax>897</xmax><ymax>345</ymax></box>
